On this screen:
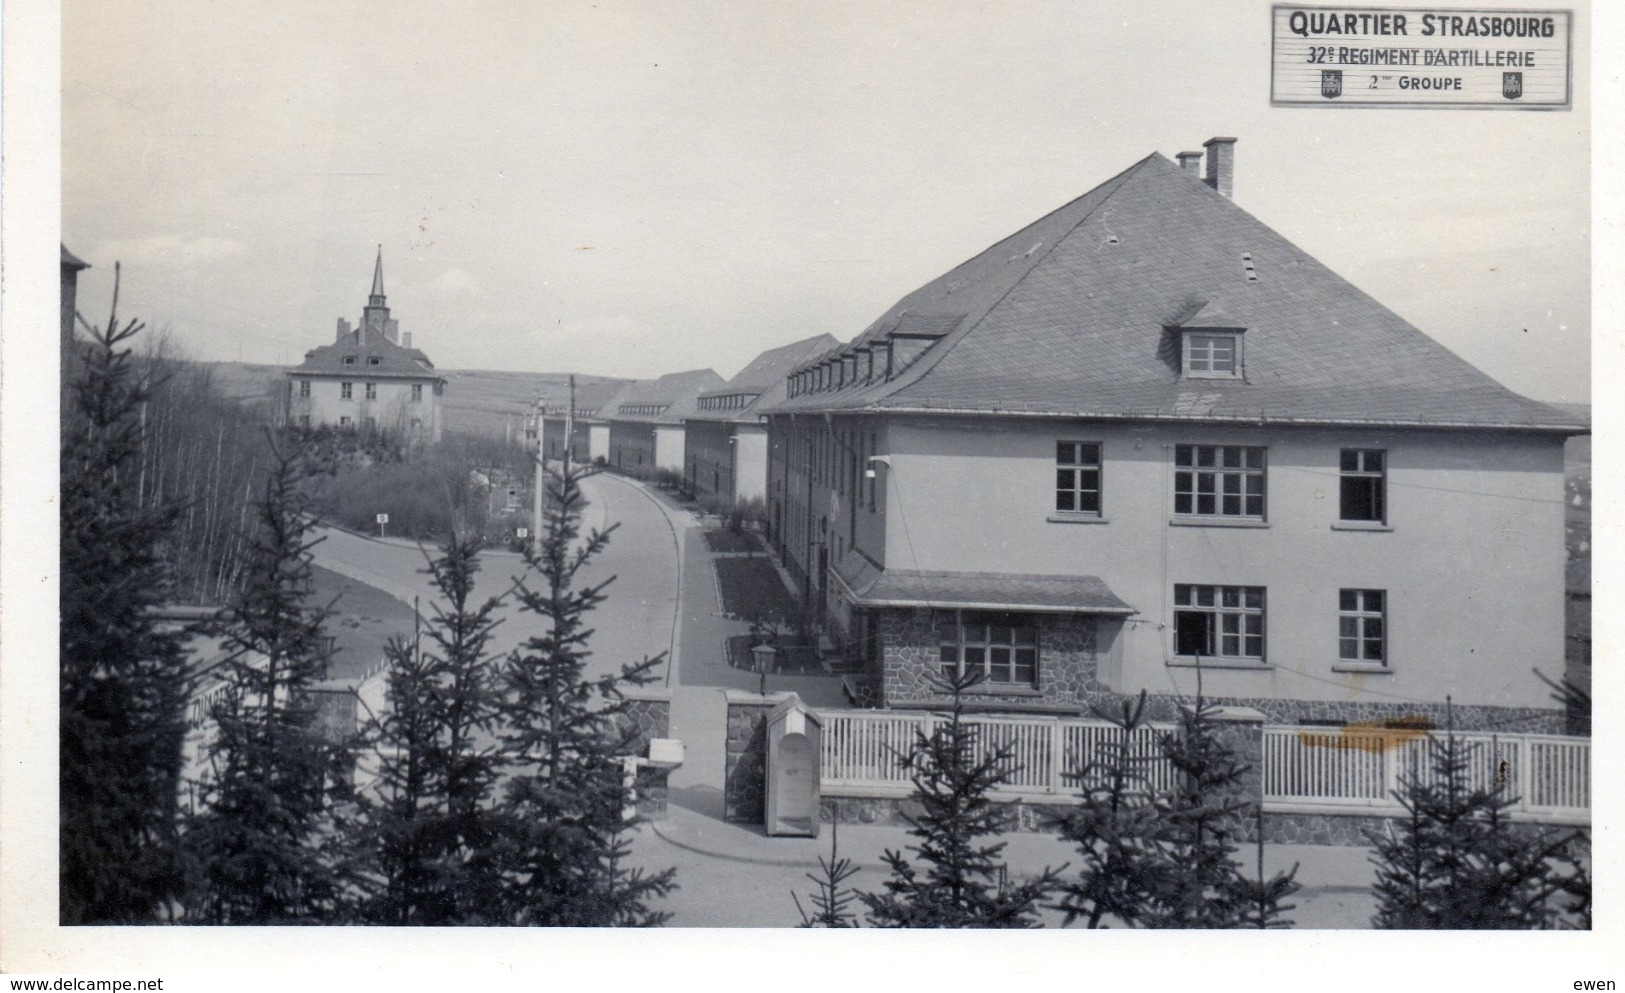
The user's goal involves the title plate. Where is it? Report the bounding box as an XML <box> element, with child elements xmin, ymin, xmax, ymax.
<box><xmin>1271</xmin><ymin>5</ymin><xmax>1571</xmax><ymax>109</ymax></box>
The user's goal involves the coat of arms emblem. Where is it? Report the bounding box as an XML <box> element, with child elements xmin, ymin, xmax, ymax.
<box><xmin>1503</xmin><ymin>71</ymin><xmax>1523</xmax><ymax>100</ymax></box>
<box><xmin>1321</xmin><ymin>70</ymin><xmax>1343</xmax><ymax>99</ymax></box>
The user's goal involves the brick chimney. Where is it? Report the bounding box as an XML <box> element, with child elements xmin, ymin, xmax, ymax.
<box><xmin>336</xmin><ymin>317</ymin><xmax>351</xmax><ymax>343</ymax></box>
<box><xmin>1203</xmin><ymin>137</ymin><xmax>1237</xmax><ymax>198</ymax></box>
<box><xmin>1177</xmin><ymin>151</ymin><xmax>1203</xmax><ymax>174</ymax></box>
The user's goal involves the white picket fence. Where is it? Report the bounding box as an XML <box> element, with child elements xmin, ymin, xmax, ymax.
<box><xmin>817</xmin><ymin>710</ymin><xmax>1176</xmax><ymax>798</ymax></box>
<box><xmin>1262</xmin><ymin>726</ymin><xmax>1590</xmax><ymax>822</ymax></box>
<box><xmin>816</xmin><ymin>710</ymin><xmax>1590</xmax><ymax>824</ymax></box>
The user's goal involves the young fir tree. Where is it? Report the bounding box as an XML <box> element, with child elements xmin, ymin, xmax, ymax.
<box><xmin>60</xmin><ymin>277</ymin><xmax>192</xmax><ymax>923</ymax></box>
<box><xmin>793</xmin><ymin>821</ymin><xmax>861</xmax><ymax>927</ymax></box>
<box><xmin>356</xmin><ymin>532</ymin><xmax>509</xmax><ymax>924</ymax></box>
<box><xmin>1233</xmin><ymin>803</ymin><xmax>1300</xmax><ymax>929</ymax></box>
<box><xmin>1368</xmin><ymin>708</ymin><xmax>1583</xmax><ymax>929</ymax></box>
<box><xmin>1141</xmin><ymin>689</ymin><xmax>1297</xmax><ymax>928</ymax></box>
<box><xmin>496</xmin><ymin>457</ymin><xmax>676</xmax><ymax>926</ymax></box>
<box><xmin>181</xmin><ymin>439</ymin><xmax>347</xmax><ymax>923</ymax></box>
<box><xmin>1050</xmin><ymin>691</ymin><xmax>1170</xmax><ymax>928</ymax></box>
<box><xmin>858</xmin><ymin>670</ymin><xmax>1062</xmax><ymax>928</ymax></box>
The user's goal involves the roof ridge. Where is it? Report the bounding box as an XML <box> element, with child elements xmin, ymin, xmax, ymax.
<box><xmin>885</xmin><ymin>153</ymin><xmax>1164</xmax><ymax>399</ymax></box>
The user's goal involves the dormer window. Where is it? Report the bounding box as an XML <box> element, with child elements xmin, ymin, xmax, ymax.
<box><xmin>343</xmin><ymin>356</ymin><xmax>357</xmax><ymax>365</ymax></box>
<box><xmin>1170</xmin><ymin>298</ymin><xmax>1246</xmax><ymax>380</ymax></box>
<box><xmin>1183</xmin><ymin>331</ymin><xmax>1243</xmax><ymax>379</ymax></box>
<box><xmin>368</xmin><ymin>356</ymin><xmax>382</xmax><ymax>366</ymax></box>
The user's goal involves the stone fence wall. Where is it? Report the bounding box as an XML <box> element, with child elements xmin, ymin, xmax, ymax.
<box><xmin>621</xmin><ymin>689</ymin><xmax>673</xmax><ymax>820</ymax></box>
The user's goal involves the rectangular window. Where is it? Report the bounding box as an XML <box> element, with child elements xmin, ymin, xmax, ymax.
<box><xmin>1174</xmin><ymin>584</ymin><xmax>1265</xmax><ymax>661</ymax></box>
<box><xmin>342</xmin><ymin>356</ymin><xmax>356</xmax><ymax>366</ymax></box>
<box><xmin>298</xmin><ymin>380</ymin><xmax>310</xmax><ymax>398</ymax></box>
<box><xmin>365</xmin><ymin>382</ymin><xmax>377</xmax><ymax>400</ymax></box>
<box><xmin>341</xmin><ymin>381</ymin><xmax>353</xmax><ymax>400</ymax></box>
<box><xmin>412</xmin><ymin>383</ymin><xmax>423</xmax><ymax>402</ymax></box>
<box><xmin>1055</xmin><ymin>441</ymin><xmax>1102</xmax><ymax>515</ymax></box>
<box><xmin>1340</xmin><ymin>449</ymin><xmax>1386</xmax><ymax>522</ymax></box>
<box><xmin>339</xmin><ymin>415</ymin><xmax>352</xmax><ymax>427</ymax></box>
<box><xmin>299</xmin><ymin>414</ymin><xmax>310</xmax><ymax>427</ymax></box>
<box><xmin>1184</xmin><ymin>333</ymin><xmax>1240</xmax><ymax>377</ymax></box>
<box><xmin>1174</xmin><ymin>445</ymin><xmax>1265</xmax><ymax>518</ymax></box>
<box><xmin>368</xmin><ymin>356</ymin><xmax>382</xmax><ymax>366</ymax></box>
<box><xmin>938</xmin><ymin>611</ymin><xmax>1039</xmax><ymax>687</ymax></box>
<box><xmin>1339</xmin><ymin>589</ymin><xmax>1386</xmax><ymax>664</ymax></box>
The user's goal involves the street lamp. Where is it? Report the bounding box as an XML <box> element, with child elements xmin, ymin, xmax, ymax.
<box><xmin>752</xmin><ymin>641</ymin><xmax>776</xmax><ymax>697</ymax></box>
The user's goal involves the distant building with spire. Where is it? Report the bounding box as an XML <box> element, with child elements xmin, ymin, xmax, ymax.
<box><xmin>286</xmin><ymin>250</ymin><xmax>445</xmax><ymax>442</ymax></box>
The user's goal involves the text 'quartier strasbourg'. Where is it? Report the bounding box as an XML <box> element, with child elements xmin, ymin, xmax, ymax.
<box><xmin>1287</xmin><ymin>11</ymin><xmax>1558</xmax><ymax>39</ymax></box>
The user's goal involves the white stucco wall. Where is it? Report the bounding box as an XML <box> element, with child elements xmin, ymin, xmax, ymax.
<box><xmin>877</xmin><ymin>416</ymin><xmax>1568</xmax><ymax>714</ymax></box>
<box><xmin>589</xmin><ymin>423</ymin><xmax>611</xmax><ymax>463</ymax></box>
<box><xmin>734</xmin><ymin>423</ymin><xmax>769</xmax><ymax>502</ymax></box>
<box><xmin>290</xmin><ymin>374</ymin><xmax>441</xmax><ymax>442</ymax></box>
<box><xmin>654</xmin><ymin>424</ymin><xmax>686</xmax><ymax>472</ymax></box>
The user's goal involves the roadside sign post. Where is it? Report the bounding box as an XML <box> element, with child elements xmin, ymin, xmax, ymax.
<box><xmin>376</xmin><ymin>512</ymin><xmax>389</xmax><ymax>539</ymax></box>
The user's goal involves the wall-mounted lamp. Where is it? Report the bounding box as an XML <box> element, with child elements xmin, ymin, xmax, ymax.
<box><xmin>865</xmin><ymin>455</ymin><xmax>891</xmax><ymax>479</ymax></box>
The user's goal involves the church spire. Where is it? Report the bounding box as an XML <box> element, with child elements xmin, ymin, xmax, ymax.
<box><xmin>361</xmin><ymin>246</ymin><xmax>392</xmax><ymax>343</ymax></box>
<box><xmin>369</xmin><ymin>246</ymin><xmax>386</xmax><ymax>306</ymax></box>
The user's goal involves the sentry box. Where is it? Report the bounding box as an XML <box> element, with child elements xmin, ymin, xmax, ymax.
<box><xmin>765</xmin><ymin>694</ymin><xmax>822</xmax><ymax>837</ymax></box>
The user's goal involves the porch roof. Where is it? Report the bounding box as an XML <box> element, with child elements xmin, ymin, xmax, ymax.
<box><xmin>841</xmin><ymin>566</ymin><xmax>1135</xmax><ymax>615</ymax></box>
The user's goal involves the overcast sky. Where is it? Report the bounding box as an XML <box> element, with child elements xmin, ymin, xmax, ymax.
<box><xmin>63</xmin><ymin>0</ymin><xmax>1590</xmax><ymax>403</ymax></box>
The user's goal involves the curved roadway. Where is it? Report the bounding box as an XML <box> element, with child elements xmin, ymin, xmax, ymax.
<box><xmin>311</xmin><ymin>470</ymin><xmax>682</xmax><ymax>688</ymax></box>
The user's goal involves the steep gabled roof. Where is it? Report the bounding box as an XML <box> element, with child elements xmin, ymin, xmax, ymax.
<box><xmin>609</xmin><ymin>368</ymin><xmax>725</xmax><ymax>424</ymax></box>
<box><xmin>292</xmin><ymin>330</ymin><xmax>441</xmax><ymax>381</ymax></box>
<box><xmin>690</xmin><ymin>333</ymin><xmax>839</xmax><ymax>423</ymax></box>
<box><xmin>770</xmin><ymin>152</ymin><xmax>1579</xmax><ymax>432</ymax></box>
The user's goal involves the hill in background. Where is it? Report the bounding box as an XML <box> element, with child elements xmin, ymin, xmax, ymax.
<box><xmin>201</xmin><ymin>361</ymin><xmax>626</xmax><ymax>438</ymax></box>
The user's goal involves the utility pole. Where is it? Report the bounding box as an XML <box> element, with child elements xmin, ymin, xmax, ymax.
<box><xmin>532</xmin><ymin>399</ymin><xmax>544</xmax><ymax>552</ymax></box>
<box><xmin>564</xmin><ymin>375</ymin><xmax>575</xmax><ymax>477</ymax></box>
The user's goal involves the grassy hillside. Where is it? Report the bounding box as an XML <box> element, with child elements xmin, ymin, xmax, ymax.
<box><xmin>201</xmin><ymin>361</ymin><xmax>626</xmax><ymax>437</ymax></box>
<box><xmin>437</xmin><ymin>369</ymin><xmax>625</xmax><ymax>437</ymax></box>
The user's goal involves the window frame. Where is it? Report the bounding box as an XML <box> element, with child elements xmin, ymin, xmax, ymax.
<box><xmin>1337</xmin><ymin>589</ymin><xmax>1387</xmax><ymax>667</ymax></box>
<box><xmin>364</xmin><ymin>382</ymin><xmax>378</xmax><ymax>401</ymax></box>
<box><xmin>1054</xmin><ymin>441</ymin><xmax>1103</xmax><ymax>517</ymax></box>
<box><xmin>341</xmin><ymin>381</ymin><xmax>353</xmax><ymax>400</ymax></box>
<box><xmin>1182</xmin><ymin>331</ymin><xmax>1243</xmax><ymax>379</ymax></box>
<box><xmin>1173</xmin><ymin>584</ymin><xmax>1266</xmax><ymax>664</ymax></box>
<box><xmin>1339</xmin><ymin>448</ymin><xmax>1387</xmax><ymax>524</ymax></box>
<box><xmin>1174</xmin><ymin>444</ymin><xmax>1266</xmax><ymax>519</ymax></box>
<box><xmin>937</xmin><ymin>610</ymin><xmax>1040</xmax><ymax>689</ymax></box>
<box><xmin>411</xmin><ymin>383</ymin><xmax>423</xmax><ymax>402</ymax></box>
<box><xmin>298</xmin><ymin>380</ymin><xmax>310</xmax><ymax>398</ymax></box>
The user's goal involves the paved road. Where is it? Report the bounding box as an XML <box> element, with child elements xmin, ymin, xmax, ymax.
<box><xmin>310</xmin><ymin>470</ymin><xmax>681</xmax><ymax>688</ymax></box>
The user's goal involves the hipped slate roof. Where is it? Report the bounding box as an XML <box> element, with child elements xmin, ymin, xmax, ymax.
<box><xmin>770</xmin><ymin>152</ymin><xmax>1581</xmax><ymax>433</ymax></box>
<box><xmin>544</xmin><ymin>379</ymin><xmax>635</xmax><ymax>419</ymax></box>
<box><xmin>293</xmin><ymin>330</ymin><xmax>441</xmax><ymax>381</ymax></box>
<box><xmin>689</xmin><ymin>333</ymin><xmax>839</xmax><ymax>424</ymax></box>
<box><xmin>609</xmin><ymin>368</ymin><xmax>725</xmax><ymax>424</ymax></box>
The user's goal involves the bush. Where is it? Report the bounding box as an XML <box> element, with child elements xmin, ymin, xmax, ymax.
<box><xmin>305</xmin><ymin>430</ymin><xmax>533</xmax><ymax>541</ymax></box>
